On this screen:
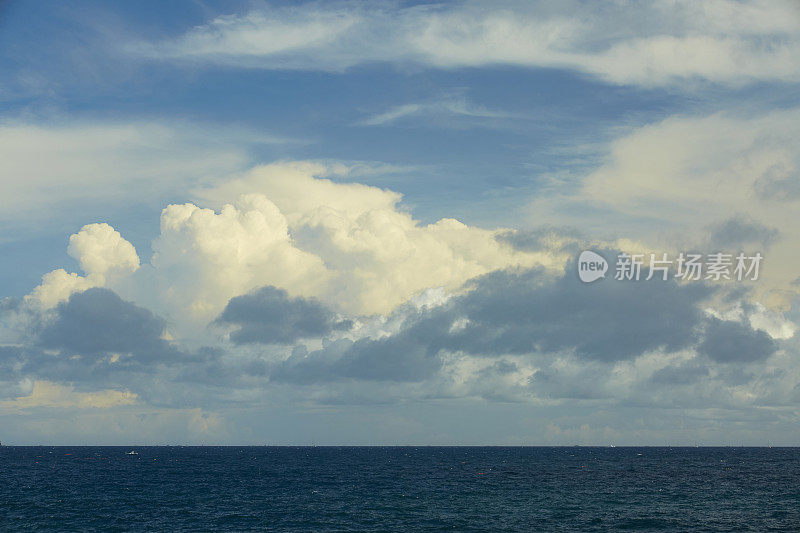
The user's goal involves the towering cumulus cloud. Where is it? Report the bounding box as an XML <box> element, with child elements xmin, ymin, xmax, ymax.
<box><xmin>27</xmin><ymin>223</ymin><xmax>140</xmax><ymax>309</ymax></box>
<box><xmin>146</xmin><ymin>162</ymin><xmax>544</xmax><ymax>325</ymax></box>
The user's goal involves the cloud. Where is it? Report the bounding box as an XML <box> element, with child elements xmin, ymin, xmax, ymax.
<box><xmin>141</xmin><ymin>8</ymin><xmax>359</xmax><ymax>62</ymax></box>
<box><xmin>528</xmin><ymin>108</ymin><xmax>800</xmax><ymax>308</ymax></box>
<box><xmin>649</xmin><ymin>359</ymin><xmax>710</xmax><ymax>385</ymax></box>
<box><xmin>272</xmin><ymin>261</ymin><xmax>721</xmax><ymax>385</ymax></box>
<box><xmin>745</xmin><ymin>303</ymin><xmax>797</xmax><ymax>340</ymax></box>
<box><xmin>2</xmin><ymin>241</ymin><xmax>798</xmax><ymax>436</ymax></box>
<box><xmin>136</xmin><ymin>1</ymin><xmax>800</xmax><ymax>87</ymax></box>
<box><xmin>145</xmin><ymin>161</ymin><xmax>544</xmax><ymax>324</ymax></box>
<box><xmin>755</xmin><ymin>166</ymin><xmax>800</xmax><ymax>201</ymax></box>
<box><xmin>358</xmin><ymin>94</ymin><xmax>515</xmax><ymax>127</ymax></box>
<box><xmin>37</xmin><ymin>287</ymin><xmax>181</xmax><ymax>365</ymax></box>
<box><xmin>270</xmin><ymin>252</ymin><xmax>799</xmax><ymax>407</ymax></box>
<box><xmin>496</xmin><ymin>226</ymin><xmax>585</xmax><ymax>255</ymax></box>
<box><xmin>26</xmin><ymin>223</ymin><xmax>139</xmax><ymax>309</ymax></box>
<box><xmin>0</xmin><ymin>346</ymin><xmax>32</xmax><ymax>394</ymax></box>
<box><xmin>273</xmin><ymin>333</ymin><xmax>443</xmax><ymax>384</ymax></box>
<box><xmin>7</xmin><ymin>162</ymin><xmax>544</xmax><ymax>354</ymax></box>
<box><xmin>13</xmin><ymin>233</ymin><xmax>784</xmax><ymax>407</ymax></box>
<box><xmin>147</xmin><ymin>190</ymin><xmax>329</xmax><ymax>325</ymax></box>
<box><xmin>707</xmin><ymin>216</ymin><xmax>780</xmax><ymax>250</ymax></box>
<box><xmin>0</xmin><ymin>120</ymin><xmax>279</xmax><ymax>235</ymax></box>
<box><xmin>192</xmin><ymin>160</ymin><xmax>403</xmax><ymax>218</ymax></box>
<box><xmin>440</xmin><ymin>263</ymin><xmax>712</xmax><ymax>361</ymax></box>
<box><xmin>67</xmin><ymin>222</ymin><xmax>140</xmax><ymax>278</ymax></box>
<box><xmin>698</xmin><ymin>317</ymin><xmax>778</xmax><ymax>362</ymax></box>
<box><xmin>0</xmin><ymin>159</ymin><xmax>552</xmax><ymax>402</ymax></box>
<box><xmin>271</xmin><ymin>295</ymin><xmax>474</xmax><ymax>383</ymax></box>
<box><xmin>0</xmin><ymin>405</ymin><xmax>230</xmax><ymax>444</ymax></box>
<box><xmin>215</xmin><ymin>285</ymin><xmax>352</xmax><ymax>344</ymax></box>
<box><xmin>564</xmin><ymin>110</ymin><xmax>800</xmax><ymax>221</ymax></box>
<box><xmin>25</xmin><ymin>269</ymin><xmax>96</xmax><ymax>311</ymax></box>
<box><xmin>2</xmin><ymin>137</ymin><xmax>797</xmax><ymax>440</ymax></box>
<box><xmin>0</xmin><ymin>288</ymin><xmax>232</xmax><ymax>403</ymax></box>
<box><xmin>0</xmin><ymin>381</ymin><xmax>138</xmax><ymax>410</ymax></box>
<box><xmin>359</xmin><ymin>104</ymin><xmax>423</xmax><ymax>127</ymax></box>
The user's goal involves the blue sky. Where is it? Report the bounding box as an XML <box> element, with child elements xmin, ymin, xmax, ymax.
<box><xmin>1</xmin><ymin>0</ymin><xmax>799</xmax><ymax>444</ymax></box>
<box><xmin>0</xmin><ymin>1</ymin><xmax>794</xmax><ymax>274</ymax></box>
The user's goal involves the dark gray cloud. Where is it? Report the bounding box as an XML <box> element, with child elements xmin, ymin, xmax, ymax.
<box><xmin>754</xmin><ymin>165</ymin><xmax>800</xmax><ymax>201</ymax></box>
<box><xmin>650</xmin><ymin>359</ymin><xmax>710</xmax><ymax>385</ymax></box>
<box><xmin>215</xmin><ymin>286</ymin><xmax>352</xmax><ymax>345</ymax></box>
<box><xmin>0</xmin><ymin>288</ymin><xmax>206</xmax><ymax>392</ymax></box>
<box><xmin>273</xmin><ymin>258</ymin><xmax>719</xmax><ymax>384</ymax></box>
<box><xmin>530</xmin><ymin>363</ymin><xmax>613</xmax><ymax>400</ymax></box>
<box><xmin>272</xmin><ymin>328</ymin><xmax>443</xmax><ymax>384</ymax></box>
<box><xmin>440</xmin><ymin>262</ymin><xmax>712</xmax><ymax>361</ymax></box>
<box><xmin>39</xmin><ymin>288</ymin><xmax>175</xmax><ymax>360</ymax></box>
<box><xmin>1</xmin><ymin>288</ymin><xmax>330</xmax><ymax>404</ymax></box>
<box><xmin>698</xmin><ymin>317</ymin><xmax>778</xmax><ymax>363</ymax></box>
<box><xmin>480</xmin><ymin>360</ymin><xmax>519</xmax><ymax>376</ymax></box>
<box><xmin>0</xmin><ymin>345</ymin><xmax>27</xmax><ymax>389</ymax></box>
<box><xmin>496</xmin><ymin>226</ymin><xmax>584</xmax><ymax>255</ymax></box>
<box><xmin>0</xmin><ymin>289</ymin><xmax>261</xmax><ymax>409</ymax></box>
<box><xmin>707</xmin><ymin>215</ymin><xmax>779</xmax><ymax>249</ymax></box>
<box><xmin>2</xmin><ymin>266</ymin><xmax>787</xmax><ymax>412</ymax></box>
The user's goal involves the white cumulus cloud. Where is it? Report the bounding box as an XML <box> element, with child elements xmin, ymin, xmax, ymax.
<box><xmin>137</xmin><ymin>162</ymin><xmax>548</xmax><ymax>330</ymax></box>
<box><xmin>23</xmin><ymin>162</ymin><xmax>548</xmax><ymax>335</ymax></box>
<box><xmin>27</xmin><ymin>223</ymin><xmax>139</xmax><ymax>309</ymax></box>
<box><xmin>68</xmin><ymin>222</ymin><xmax>140</xmax><ymax>279</ymax></box>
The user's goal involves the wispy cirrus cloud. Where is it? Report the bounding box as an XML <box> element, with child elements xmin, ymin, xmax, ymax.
<box><xmin>133</xmin><ymin>0</ymin><xmax>800</xmax><ymax>87</ymax></box>
<box><xmin>358</xmin><ymin>94</ymin><xmax>517</xmax><ymax>127</ymax></box>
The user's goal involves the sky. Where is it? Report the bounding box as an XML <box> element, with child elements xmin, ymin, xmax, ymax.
<box><xmin>0</xmin><ymin>0</ymin><xmax>799</xmax><ymax>445</ymax></box>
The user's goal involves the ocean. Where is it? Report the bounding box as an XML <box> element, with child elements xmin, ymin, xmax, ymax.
<box><xmin>1</xmin><ymin>446</ymin><xmax>798</xmax><ymax>531</ymax></box>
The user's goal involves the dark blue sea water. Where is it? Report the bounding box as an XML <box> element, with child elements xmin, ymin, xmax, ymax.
<box><xmin>1</xmin><ymin>446</ymin><xmax>799</xmax><ymax>531</ymax></box>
